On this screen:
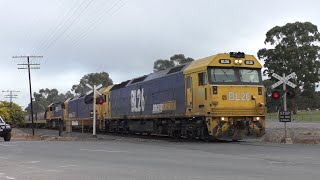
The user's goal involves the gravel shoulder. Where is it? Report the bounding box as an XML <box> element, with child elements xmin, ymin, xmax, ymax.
<box><xmin>264</xmin><ymin>121</ymin><xmax>320</xmax><ymax>144</ymax></box>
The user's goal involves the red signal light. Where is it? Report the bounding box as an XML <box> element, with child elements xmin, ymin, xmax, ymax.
<box><xmin>96</xmin><ymin>95</ymin><xmax>106</xmax><ymax>104</ymax></box>
<box><xmin>272</xmin><ymin>92</ymin><xmax>280</xmax><ymax>99</ymax></box>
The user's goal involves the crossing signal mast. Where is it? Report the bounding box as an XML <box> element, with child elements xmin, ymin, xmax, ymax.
<box><xmin>271</xmin><ymin>72</ymin><xmax>297</xmax><ymax>144</ymax></box>
<box><xmin>85</xmin><ymin>83</ymin><xmax>103</xmax><ymax>137</ymax></box>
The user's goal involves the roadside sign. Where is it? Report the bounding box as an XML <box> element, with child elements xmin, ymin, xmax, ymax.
<box><xmin>279</xmin><ymin>111</ymin><xmax>291</xmax><ymax>122</ymax></box>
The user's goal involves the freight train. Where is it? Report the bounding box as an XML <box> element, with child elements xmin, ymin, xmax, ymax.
<box><xmin>24</xmin><ymin>52</ymin><xmax>266</xmax><ymax>140</ymax></box>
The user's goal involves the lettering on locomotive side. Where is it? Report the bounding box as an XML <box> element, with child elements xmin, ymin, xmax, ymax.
<box><xmin>152</xmin><ymin>101</ymin><xmax>176</xmax><ymax>113</ymax></box>
<box><xmin>131</xmin><ymin>88</ymin><xmax>145</xmax><ymax>112</ymax></box>
<box><xmin>228</xmin><ymin>92</ymin><xmax>250</xmax><ymax>100</ymax></box>
<box><xmin>152</xmin><ymin>104</ymin><xmax>163</xmax><ymax>113</ymax></box>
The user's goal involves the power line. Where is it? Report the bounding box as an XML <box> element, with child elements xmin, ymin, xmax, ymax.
<box><xmin>35</xmin><ymin>0</ymin><xmax>95</xmax><ymax>56</ymax></box>
<box><xmin>13</xmin><ymin>55</ymin><xmax>43</xmax><ymax>136</ymax></box>
<box><xmin>48</xmin><ymin>0</ymin><xmax>127</xmax><ymax>59</ymax></box>
<box><xmin>30</xmin><ymin>0</ymin><xmax>82</xmax><ymax>54</ymax></box>
<box><xmin>28</xmin><ymin>0</ymin><xmax>68</xmax><ymax>52</ymax></box>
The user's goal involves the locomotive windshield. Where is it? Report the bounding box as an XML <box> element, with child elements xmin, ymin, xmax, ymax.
<box><xmin>239</xmin><ymin>69</ymin><xmax>260</xmax><ymax>83</ymax></box>
<box><xmin>208</xmin><ymin>67</ymin><xmax>262</xmax><ymax>84</ymax></box>
<box><xmin>209</xmin><ymin>68</ymin><xmax>237</xmax><ymax>83</ymax></box>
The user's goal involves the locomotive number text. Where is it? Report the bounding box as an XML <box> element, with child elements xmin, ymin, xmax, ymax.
<box><xmin>228</xmin><ymin>92</ymin><xmax>250</xmax><ymax>101</ymax></box>
<box><xmin>131</xmin><ymin>88</ymin><xmax>145</xmax><ymax>112</ymax></box>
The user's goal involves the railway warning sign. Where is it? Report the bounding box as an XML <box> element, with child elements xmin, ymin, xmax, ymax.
<box><xmin>271</xmin><ymin>72</ymin><xmax>297</xmax><ymax>89</ymax></box>
<box><xmin>279</xmin><ymin>111</ymin><xmax>291</xmax><ymax>122</ymax></box>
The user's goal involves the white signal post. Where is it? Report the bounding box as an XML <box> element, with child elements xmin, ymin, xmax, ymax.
<box><xmin>86</xmin><ymin>84</ymin><xmax>102</xmax><ymax>137</ymax></box>
<box><xmin>271</xmin><ymin>72</ymin><xmax>297</xmax><ymax>144</ymax></box>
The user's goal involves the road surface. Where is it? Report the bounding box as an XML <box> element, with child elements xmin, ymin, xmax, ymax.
<box><xmin>1</xmin><ymin>138</ymin><xmax>320</xmax><ymax>180</ymax></box>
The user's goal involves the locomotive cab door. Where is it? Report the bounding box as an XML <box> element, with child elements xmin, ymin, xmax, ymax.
<box><xmin>193</xmin><ymin>72</ymin><xmax>207</xmax><ymax>114</ymax></box>
<box><xmin>186</xmin><ymin>76</ymin><xmax>193</xmax><ymax>111</ymax></box>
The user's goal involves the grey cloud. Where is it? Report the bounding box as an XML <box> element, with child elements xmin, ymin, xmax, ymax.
<box><xmin>1</xmin><ymin>0</ymin><xmax>320</xmax><ymax>106</ymax></box>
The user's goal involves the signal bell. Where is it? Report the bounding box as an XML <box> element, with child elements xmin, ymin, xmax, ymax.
<box><xmin>287</xmin><ymin>90</ymin><xmax>295</xmax><ymax>99</ymax></box>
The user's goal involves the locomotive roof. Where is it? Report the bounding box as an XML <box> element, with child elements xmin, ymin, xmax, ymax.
<box><xmin>184</xmin><ymin>53</ymin><xmax>262</xmax><ymax>74</ymax></box>
<box><xmin>110</xmin><ymin>53</ymin><xmax>262</xmax><ymax>91</ymax></box>
<box><xmin>110</xmin><ymin>63</ymin><xmax>190</xmax><ymax>91</ymax></box>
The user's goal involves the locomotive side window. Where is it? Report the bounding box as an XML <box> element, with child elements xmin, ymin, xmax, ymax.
<box><xmin>186</xmin><ymin>76</ymin><xmax>191</xmax><ymax>89</ymax></box>
<box><xmin>198</xmin><ymin>72</ymin><xmax>207</xmax><ymax>86</ymax></box>
<box><xmin>239</xmin><ymin>69</ymin><xmax>260</xmax><ymax>83</ymax></box>
<box><xmin>208</xmin><ymin>68</ymin><xmax>237</xmax><ymax>83</ymax></box>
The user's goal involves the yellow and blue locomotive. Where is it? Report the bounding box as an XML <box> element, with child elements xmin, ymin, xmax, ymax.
<box><xmin>100</xmin><ymin>52</ymin><xmax>266</xmax><ymax>140</ymax></box>
<box><xmin>36</xmin><ymin>52</ymin><xmax>265</xmax><ymax>140</ymax></box>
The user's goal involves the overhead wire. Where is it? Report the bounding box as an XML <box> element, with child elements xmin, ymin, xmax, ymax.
<box><xmin>19</xmin><ymin>0</ymin><xmax>127</xmax><ymax>99</ymax></box>
<box><xmin>46</xmin><ymin>0</ymin><xmax>127</xmax><ymax>60</ymax></box>
<box><xmin>15</xmin><ymin>1</ymin><xmax>61</xmax><ymax>98</ymax></box>
<box><xmin>29</xmin><ymin>0</ymin><xmax>102</xmax><ymax>96</ymax></box>
<box><xmin>35</xmin><ymin>0</ymin><xmax>95</xmax><ymax>57</ymax></box>
<box><xmin>14</xmin><ymin>0</ymin><xmax>84</xmax><ymax>106</ymax></box>
<box><xmin>40</xmin><ymin>0</ymin><xmax>115</xmax><ymax>58</ymax></box>
<box><xmin>29</xmin><ymin>0</ymin><xmax>74</xmax><ymax>54</ymax></box>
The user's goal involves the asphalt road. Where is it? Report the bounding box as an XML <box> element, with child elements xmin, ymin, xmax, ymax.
<box><xmin>0</xmin><ymin>139</ymin><xmax>320</xmax><ymax>180</ymax></box>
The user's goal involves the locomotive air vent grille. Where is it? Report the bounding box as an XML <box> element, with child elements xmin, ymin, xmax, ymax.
<box><xmin>110</xmin><ymin>80</ymin><xmax>131</xmax><ymax>90</ymax></box>
<box><xmin>130</xmin><ymin>75</ymin><xmax>148</xmax><ymax>84</ymax></box>
<box><xmin>167</xmin><ymin>65</ymin><xmax>185</xmax><ymax>75</ymax></box>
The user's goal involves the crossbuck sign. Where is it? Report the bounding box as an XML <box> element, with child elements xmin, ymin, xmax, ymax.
<box><xmin>271</xmin><ymin>72</ymin><xmax>297</xmax><ymax>89</ymax></box>
<box><xmin>86</xmin><ymin>83</ymin><xmax>103</xmax><ymax>136</ymax></box>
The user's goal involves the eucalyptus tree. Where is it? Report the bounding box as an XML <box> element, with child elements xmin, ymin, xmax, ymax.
<box><xmin>258</xmin><ymin>22</ymin><xmax>320</xmax><ymax>111</ymax></box>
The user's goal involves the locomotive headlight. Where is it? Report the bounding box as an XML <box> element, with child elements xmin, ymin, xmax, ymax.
<box><xmin>238</xmin><ymin>60</ymin><xmax>243</xmax><ymax>64</ymax></box>
<box><xmin>221</xmin><ymin>117</ymin><xmax>226</xmax><ymax>121</ymax></box>
<box><xmin>255</xmin><ymin>117</ymin><xmax>260</xmax><ymax>121</ymax></box>
<box><xmin>235</xmin><ymin>60</ymin><xmax>239</xmax><ymax>64</ymax></box>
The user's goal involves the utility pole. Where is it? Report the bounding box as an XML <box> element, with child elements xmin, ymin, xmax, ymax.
<box><xmin>3</xmin><ymin>90</ymin><xmax>19</xmax><ymax>108</ymax></box>
<box><xmin>13</xmin><ymin>55</ymin><xmax>42</xmax><ymax>136</ymax></box>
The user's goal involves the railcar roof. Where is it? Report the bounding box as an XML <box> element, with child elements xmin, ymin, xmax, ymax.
<box><xmin>112</xmin><ymin>63</ymin><xmax>190</xmax><ymax>90</ymax></box>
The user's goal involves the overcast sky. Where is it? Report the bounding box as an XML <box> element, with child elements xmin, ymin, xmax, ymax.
<box><xmin>1</xmin><ymin>0</ymin><xmax>320</xmax><ymax>107</ymax></box>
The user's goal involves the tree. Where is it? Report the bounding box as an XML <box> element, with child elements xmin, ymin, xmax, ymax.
<box><xmin>25</xmin><ymin>89</ymin><xmax>75</xmax><ymax>113</ymax></box>
<box><xmin>153</xmin><ymin>54</ymin><xmax>194</xmax><ymax>71</ymax></box>
<box><xmin>71</xmin><ymin>72</ymin><xmax>113</xmax><ymax>95</ymax></box>
<box><xmin>170</xmin><ymin>54</ymin><xmax>194</xmax><ymax>65</ymax></box>
<box><xmin>153</xmin><ymin>59</ymin><xmax>174</xmax><ymax>72</ymax></box>
<box><xmin>0</xmin><ymin>101</ymin><xmax>25</xmax><ymax>126</ymax></box>
<box><xmin>258</xmin><ymin>21</ymin><xmax>320</xmax><ymax>112</ymax></box>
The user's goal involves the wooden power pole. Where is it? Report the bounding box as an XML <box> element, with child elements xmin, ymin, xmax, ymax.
<box><xmin>13</xmin><ymin>55</ymin><xmax>42</xmax><ymax>136</ymax></box>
